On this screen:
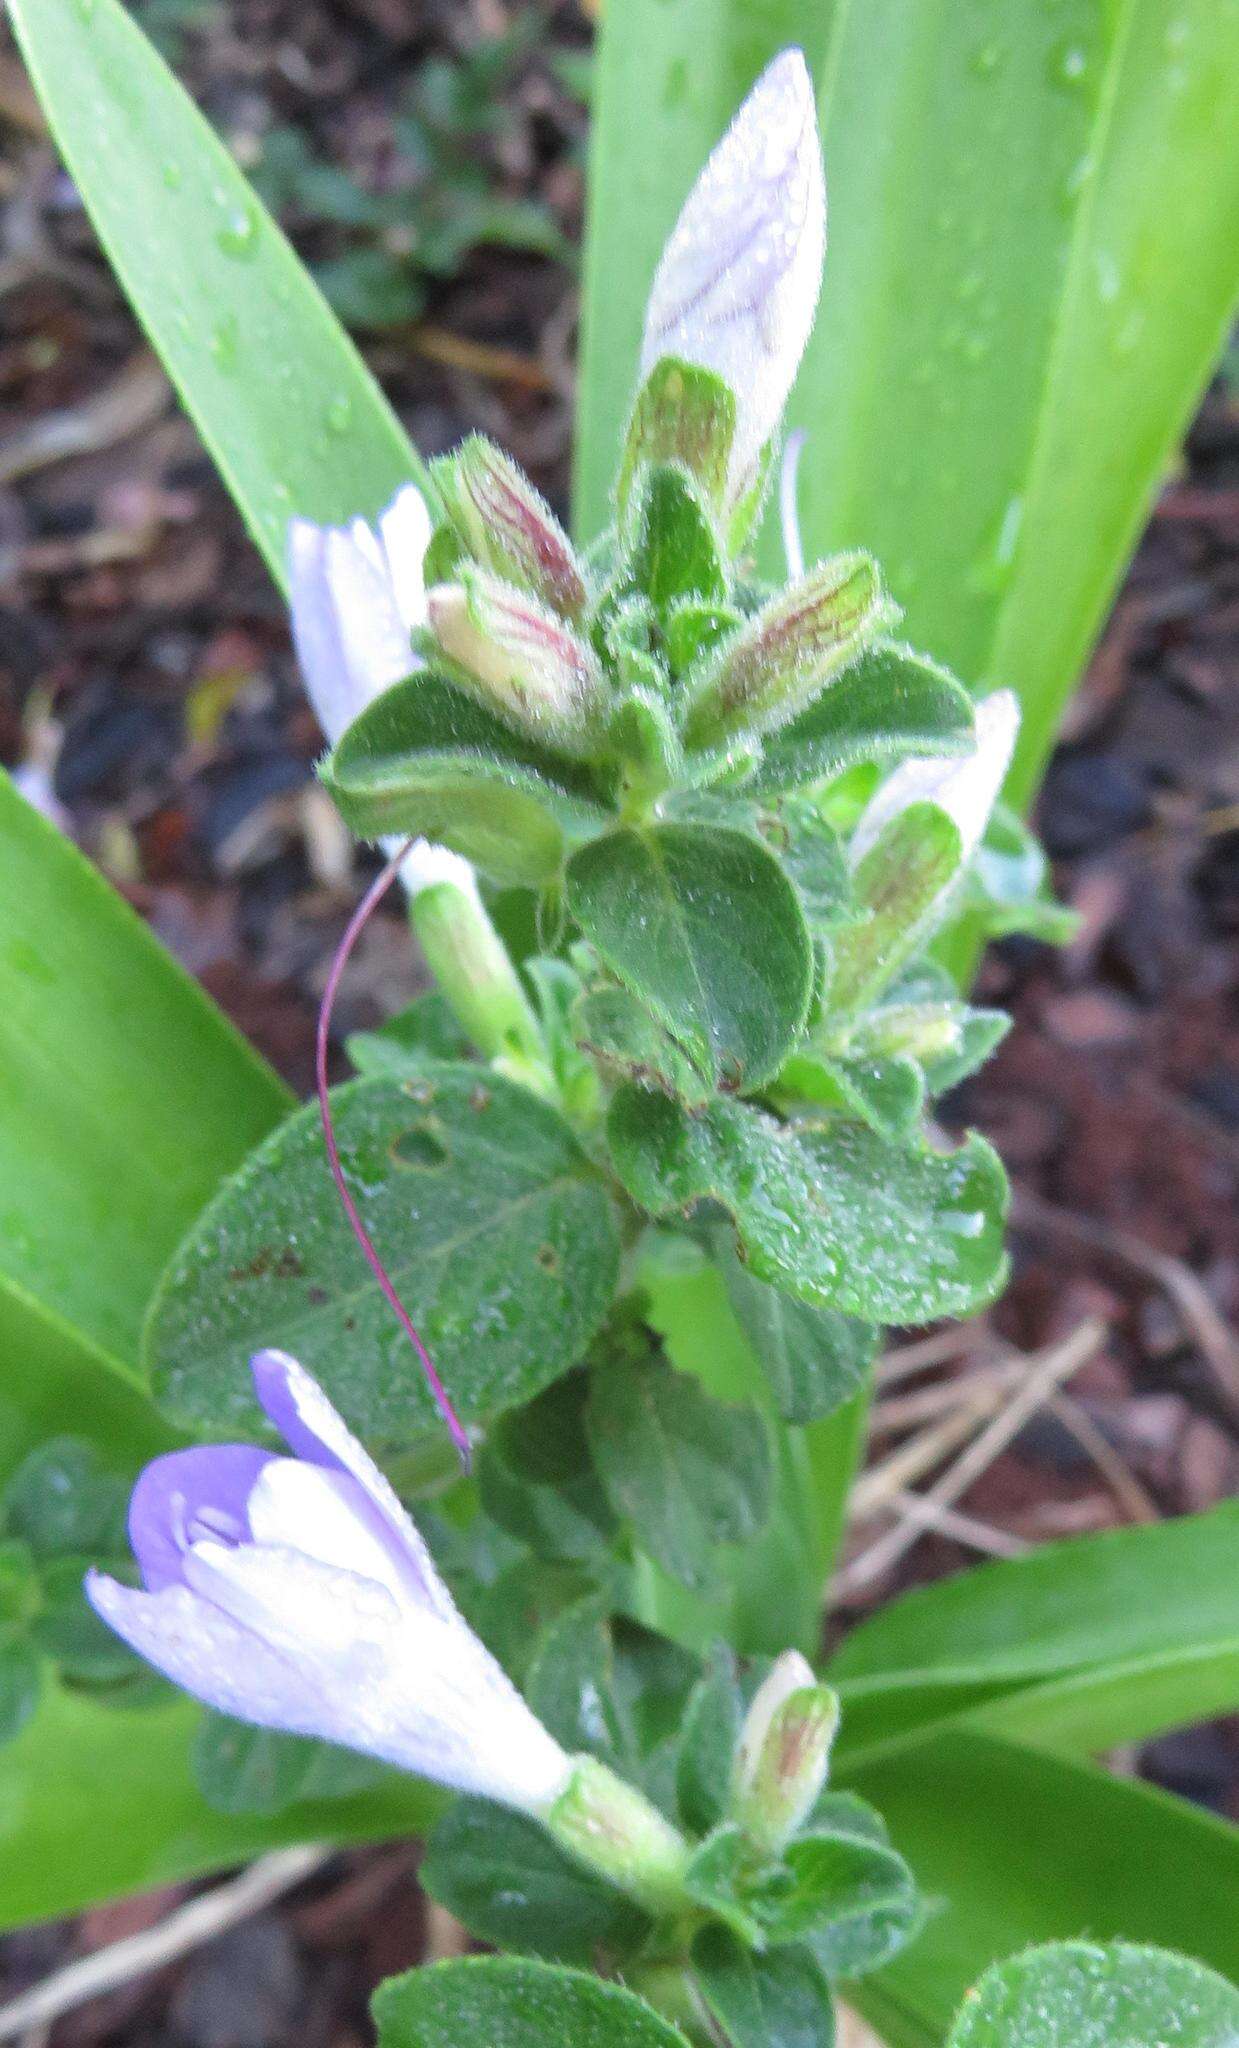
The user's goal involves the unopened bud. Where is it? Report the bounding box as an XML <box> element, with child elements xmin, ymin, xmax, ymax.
<box><xmin>850</xmin><ymin>689</ymin><xmax>1019</xmax><ymax>870</ymax></box>
<box><xmin>439</xmin><ymin>436</ymin><xmax>588</xmax><ymax>620</ymax></box>
<box><xmin>731</xmin><ymin>1651</ymin><xmax>839</xmax><ymax>1855</ymax></box>
<box><xmin>547</xmin><ymin>1754</ymin><xmax>691</xmax><ymax>1917</ymax></box>
<box><xmin>428</xmin><ymin>571</ymin><xmax>604</xmax><ymax>756</ymax></box>
<box><xmin>639</xmin><ymin>49</ymin><xmax>826</xmax><ymax>507</ymax></box>
<box><xmin>683</xmin><ymin>555</ymin><xmax>891</xmax><ymax>751</ymax></box>
<box><xmin>618</xmin><ymin>359</ymin><xmax>737</xmax><ymax>526</ymax></box>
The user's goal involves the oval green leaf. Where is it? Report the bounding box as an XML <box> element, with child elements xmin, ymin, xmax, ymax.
<box><xmin>946</xmin><ymin>1940</ymin><xmax>1239</xmax><ymax>2048</ymax></box>
<box><xmin>568</xmin><ymin>823</ymin><xmax>813</xmax><ymax>1091</ymax></box>
<box><xmin>373</xmin><ymin>1957</ymin><xmax>690</xmax><ymax>2048</ymax></box>
<box><xmin>145</xmin><ymin>1065</ymin><xmax>620</xmax><ymax>1445</ymax></box>
<box><xmin>610</xmin><ymin>1089</ymin><xmax>1008</xmax><ymax>1326</ymax></box>
<box><xmin>323</xmin><ymin>672</ymin><xmax>609</xmax><ymax>887</ymax></box>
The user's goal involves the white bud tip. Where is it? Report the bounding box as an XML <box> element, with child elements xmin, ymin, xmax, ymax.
<box><xmin>398</xmin><ymin>839</ymin><xmax>479</xmax><ymax>900</ymax></box>
<box><xmin>640</xmin><ymin>46</ymin><xmax>826</xmax><ymax>495</ymax></box>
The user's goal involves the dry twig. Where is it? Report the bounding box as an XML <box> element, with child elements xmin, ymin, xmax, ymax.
<box><xmin>1013</xmin><ymin>1185</ymin><xmax>1239</xmax><ymax>1420</ymax></box>
<box><xmin>0</xmin><ymin>1846</ymin><xmax>329</xmax><ymax>2043</ymax></box>
<box><xmin>837</xmin><ymin>1318</ymin><xmax>1107</xmax><ymax>1596</ymax></box>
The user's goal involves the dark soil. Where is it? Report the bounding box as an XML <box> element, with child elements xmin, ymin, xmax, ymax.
<box><xmin>0</xmin><ymin>2</ymin><xmax>1234</xmax><ymax>2039</ymax></box>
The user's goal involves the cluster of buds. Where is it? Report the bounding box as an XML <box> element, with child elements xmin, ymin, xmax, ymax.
<box><xmin>286</xmin><ymin>41</ymin><xmax>1015</xmax><ymax>897</ymax></box>
<box><xmin>289</xmin><ymin>55</ymin><xmax>887</xmax><ymax>808</ymax></box>
<box><xmin>88</xmin><ymin>1352</ymin><xmax>835</xmax><ymax>1919</ymax></box>
<box><xmin>285</xmin><ymin>48</ymin><xmax>1017</xmax><ymax>911</ymax></box>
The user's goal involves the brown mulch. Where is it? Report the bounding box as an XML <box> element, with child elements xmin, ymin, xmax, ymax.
<box><xmin>0</xmin><ymin>0</ymin><xmax>1235</xmax><ymax>2039</ymax></box>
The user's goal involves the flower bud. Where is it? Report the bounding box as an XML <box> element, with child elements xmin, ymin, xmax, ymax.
<box><xmin>428</xmin><ymin>571</ymin><xmax>605</xmax><ymax>756</ymax></box>
<box><xmin>850</xmin><ymin>689</ymin><xmax>1020</xmax><ymax>869</ymax></box>
<box><xmin>438</xmin><ymin>437</ymin><xmax>587</xmax><ymax>620</ymax></box>
<box><xmin>731</xmin><ymin>1651</ymin><xmax>839</xmax><ymax>1855</ymax></box>
<box><xmin>547</xmin><ymin>1754</ymin><xmax>691</xmax><ymax>1917</ymax></box>
<box><xmin>683</xmin><ymin>554</ymin><xmax>890</xmax><ymax>750</ymax></box>
<box><xmin>639</xmin><ymin>49</ymin><xmax>826</xmax><ymax>506</ymax></box>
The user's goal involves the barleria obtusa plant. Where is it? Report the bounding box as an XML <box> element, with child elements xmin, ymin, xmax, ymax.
<box><xmin>3</xmin><ymin>5</ymin><xmax>1239</xmax><ymax>2046</ymax></box>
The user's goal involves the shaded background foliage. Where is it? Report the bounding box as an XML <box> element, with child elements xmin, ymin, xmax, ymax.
<box><xmin>0</xmin><ymin>0</ymin><xmax>1235</xmax><ymax>2041</ymax></box>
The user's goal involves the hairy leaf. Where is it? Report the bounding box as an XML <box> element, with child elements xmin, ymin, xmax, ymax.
<box><xmin>568</xmin><ymin>824</ymin><xmax>812</xmax><ymax>1091</ymax></box>
<box><xmin>146</xmin><ymin>1065</ymin><xmax>620</xmax><ymax>1444</ymax></box>
<box><xmin>610</xmin><ymin>1090</ymin><xmax>1008</xmax><ymax>1325</ymax></box>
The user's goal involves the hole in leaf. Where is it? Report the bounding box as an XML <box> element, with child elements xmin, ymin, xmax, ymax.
<box><xmin>390</xmin><ymin>1122</ymin><xmax>449</xmax><ymax>1170</ymax></box>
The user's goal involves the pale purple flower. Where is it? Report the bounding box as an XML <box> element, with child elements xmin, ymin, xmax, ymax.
<box><xmin>639</xmin><ymin>48</ymin><xmax>826</xmax><ymax>503</ymax></box>
<box><xmin>86</xmin><ymin>1351</ymin><xmax>571</xmax><ymax>1815</ymax></box>
<box><xmin>287</xmin><ymin>484</ymin><xmax>432</xmax><ymax>748</ymax></box>
<box><xmin>850</xmin><ymin>689</ymin><xmax>1021</xmax><ymax>869</ymax></box>
<box><xmin>287</xmin><ymin>487</ymin><xmax>477</xmax><ymax>899</ymax></box>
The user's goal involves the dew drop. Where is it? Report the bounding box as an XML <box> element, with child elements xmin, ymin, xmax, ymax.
<box><xmin>161</xmin><ymin>160</ymin><xmax>183</xmax><ymax>192</ymax></box>
<box><xmin>995</xmin><ymin>494</ymin><xmax>1024</xmax><ymax>569</ymax></box>
<box><xmin>971</xmin><ymin>40</ymin><xmax>1003</xmax><ymax>76</ymax></box>
<box><xmin>216</xmin><ymin>204</ymin><xmax>258</xmax><ymax>260</ymax></box>
<box><xmin>209</xmin><ymin>313</ymin><xmax>240</xmax><ymax>372</ymax></box>
<box><xmin>325</xmin><ymin>393</ymin><xmax>353</xmax><ymax>435</ymax></box>
<box><xmin>1094</xmin><ymin>250</ymin><xmax>1121</xmax><ymax>305</ymax></box>
<box><xmin>1050</xmin><ymin>39</ymin><xmax>1089</xmax><ymax>88</ymax></box>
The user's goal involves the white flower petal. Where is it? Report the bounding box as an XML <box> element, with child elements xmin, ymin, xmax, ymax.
<box><xmin>85</xmin><ymin>1572</ymin><xmax>364</xmax><ymax>1746</ymax></box>
<box><xmin>183</xmin><ymin>1539</ymin><xmax>400</xmax><ymax>1659</ymax></box>
<box><xmin>851</xmin><ymin>689</ymin><xmax>1020</xmax><ymax>868</ymax></box>
<box><xmin>93</xmin><ymin>1354</ymin><xmax>575</xmax><ymax>1815</ymax></box>
<box><xmin>288</xmin><ymin>519</ymin><xmax>354</xmax><ymax>746</ymax></box>
<box><xmin>244</xmin><ymin>1460</ymin><xmax>418</xmax><ymax>1604</ymax></box>
<box><xmin>639</xmin><ymin>48</ymin><xmax>825</xmax><ymax>495</ymax></box>
<box><xmin>734</xmin><ymin>1648</ymin><xmax>816</xmax><ymax>1784</ymax></box>
<box><xmin>378</xmin><ymin>485</ymin><xmax>434</xmax><ymax>639</ymax></box>
<box><xmin>381</xmin><ymin>1607</ymin><xmax>573</xmax><ymax>1811</ymax></box>
<box><xmin>251</xmin><ymin>1350</ymin><xmax>457</xmax><ymax>1623</ymax></box>
<box><xmin>322</xmin><ymin>527</ymin><xmax>414</xmax><ymax>719</ymax></box>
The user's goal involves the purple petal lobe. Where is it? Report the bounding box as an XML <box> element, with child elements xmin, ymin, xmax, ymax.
<box><xmin>129</xmin><ymin>1447</ymin><xmax>273</xmax><ymax>1592</ymax></box>
<box><xmin>251</xmin><ymin>1351</ymin><xmax>456</xmax><ymax>1620</ymax></box>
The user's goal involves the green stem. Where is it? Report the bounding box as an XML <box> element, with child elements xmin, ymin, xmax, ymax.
<box><xmin>628</xmin><ymin>1962</ymin><xmax>717</xmax><ymax>2046</ymax></box>
<box><xmin>409</xmin><ymin>878</ymin><xmax>548</xmax><ymax>1083</ymax></box>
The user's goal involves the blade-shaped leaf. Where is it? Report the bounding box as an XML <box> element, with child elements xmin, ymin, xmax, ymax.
<box><xmin>846</xmin><ymin>1730</ymin><xmax>1239</xmax><ymax>2048</ymax></box>
<box><xmin>0</xmin><ymin>775</ymin><xmax>288</xmax><ymax>1471</ymax></box>
<box><xmin>831</xmin><ymin>1503</ymin><xmax>1239</xmax><ymax>1767</ymax></box>
<box><xmin>8</xmin><ymin>0</ymin><xmax>430</xmax><ymax>585</ymax></box>
<box><xmin>145</xmin><ymin>1065</ymin><xmax>620</xmax><ymax>1445</ymax></box>
<box><xmin>0</xmin><ymin>1687</ymin><xmax>436</xmax><ymax>1933</ymax></box>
